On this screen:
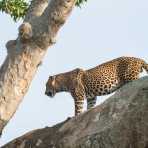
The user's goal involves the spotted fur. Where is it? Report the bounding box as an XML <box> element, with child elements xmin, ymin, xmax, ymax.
<box><xmin>45</xmin><ymin>57</ymin><xmax>148</xmax><ymax>116</ymax></box>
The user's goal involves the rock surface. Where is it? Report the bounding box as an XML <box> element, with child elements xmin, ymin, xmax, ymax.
<box><xmin>2</xmin><ymin>76</ymin><xmax>148</xmax><ymax>148</ymax></box>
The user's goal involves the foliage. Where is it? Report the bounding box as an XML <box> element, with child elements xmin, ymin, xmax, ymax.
<box><xmin>0</xmin><ymin>0</ymin><xmax>29</xmax><ymax>21</ymax></box>
<box><xmin>0</xmin><ymin>0</ymin><xmax>87</xmax><ymax>22</ymax></box>
<box><xmin>75</xmin><ymin>0</ymin><xmax>88</xmax><ymax>7</ymax></box>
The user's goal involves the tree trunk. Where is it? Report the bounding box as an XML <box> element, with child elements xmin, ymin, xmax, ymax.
<box><xmin>0</xmin><ymin>0</ymin><xmax>75</xmax><ymax>135</ymax></box>
<box><xmin>2</xmin><ymin>76</ymin><xmax>148</xmax><ymax>148</ymax></box>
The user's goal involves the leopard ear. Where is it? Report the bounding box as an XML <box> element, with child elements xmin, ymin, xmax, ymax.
<box><xmin>49</xmin><ymin>75</ymin><xmax>55</xmax><ymax>80</ymax></box>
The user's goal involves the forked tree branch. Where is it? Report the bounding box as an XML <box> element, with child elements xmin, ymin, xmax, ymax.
<box><xmin>0</xmin><ymin>0</ymin><xmax>75</xmax><ymax>135</ymax></box>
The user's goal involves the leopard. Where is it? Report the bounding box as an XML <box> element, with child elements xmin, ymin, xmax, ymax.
<box><xmin>45</xmin><ymin>56</ymin><xmax>148</xmax><ymax>116</ymax></box>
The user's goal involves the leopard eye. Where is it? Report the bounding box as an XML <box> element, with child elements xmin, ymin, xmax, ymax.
<box><xmin>49</xmin><ymin>76</ymin><xmax>54</xmax><ymax>80</ymax></box>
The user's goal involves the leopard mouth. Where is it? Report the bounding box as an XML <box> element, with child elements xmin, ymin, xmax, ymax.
<box><xmin>45</xmin><ymin>91</ymin><xmax>55</xmax><ymax>97</ymax></box>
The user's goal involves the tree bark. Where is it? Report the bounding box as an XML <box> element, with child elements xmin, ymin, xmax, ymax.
<box><xmin>0</xmin><ymin>0</ymin><xmax>75</xmax><ymax>135</ymax></box>
<box><xmin>2</xmin><ymin>76</ymin><xmax>148</xmax><ymax>148</ymax></box>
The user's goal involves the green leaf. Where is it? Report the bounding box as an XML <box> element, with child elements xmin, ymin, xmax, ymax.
<box><xmin>0</xmin><ymin>0</ymin><xmax>29</xmax><ymax>22</ymax></box>
<box><xmin>0</xmin><ymin>0</ymin><xmax>88</xmax><ymax>22</ymax></box>
<box><xmin>75</xmin><ymin>0</ymin><xmax>88</xmax><ymax>7</ymax></box>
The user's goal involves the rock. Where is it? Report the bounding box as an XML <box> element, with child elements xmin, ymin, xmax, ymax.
<box><xmin>2</xmin><ymin>76</ymin><xmax>148</xmax><ymax>148</ymax></box>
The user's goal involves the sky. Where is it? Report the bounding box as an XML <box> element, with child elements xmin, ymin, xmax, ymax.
<box><xmin>0</xmin><ymin>0</ymin><xmax>148</xmax><ymax>146</ymax></box>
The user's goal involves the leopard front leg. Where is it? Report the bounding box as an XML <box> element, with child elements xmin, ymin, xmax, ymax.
<box><xmin>74</xmin><ymin>98</ymin><xmax>84</xmax><ymax>116</ymax></box>
<box><xmin>71</xmin><ymin>89</ymin><xmax>85</xmax><ymax>116</ymax></box>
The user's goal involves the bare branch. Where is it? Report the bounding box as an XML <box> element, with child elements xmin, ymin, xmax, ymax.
<box><xmin>43</xmin><ymin>0</ymin><xmax>75</xmax><ymax>40</ymax></box>
<box><xmin>19</xmin><ymin>0</ymin><xmax>75</xmax><ymax>48</ymax></box>
<box><xmin>24</xmin><ymin>0</ymin><xmax>49</xmax><ymax>21</ymax></box>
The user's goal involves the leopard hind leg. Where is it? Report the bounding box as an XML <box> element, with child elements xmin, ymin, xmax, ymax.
<box><xmin>87</xmin><ymin>97</ymin><xmax>97</xmax><ymax>110</ymax></box>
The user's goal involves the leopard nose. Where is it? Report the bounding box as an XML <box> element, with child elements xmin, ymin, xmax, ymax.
<box><xmin>45</xmin><ymin>91</ymin><xmax>52</xmax><ymax>97</ymax></box>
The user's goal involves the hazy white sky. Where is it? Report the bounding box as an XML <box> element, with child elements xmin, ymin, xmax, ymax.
<box><xmin>0</xmin><ymin>0</ymin><xmax>148</xmax><ymax>146</ymax></box>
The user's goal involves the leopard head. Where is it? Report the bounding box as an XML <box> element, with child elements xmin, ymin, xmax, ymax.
<box><xmin>45</xmin><ymin>68</ymin><xmax>85</xmax><ymax>98</ymax></box>
<box><xmin>45</xmin><ymin>76</ymin><xmax>56</xmax><ymax>97</ymax></box>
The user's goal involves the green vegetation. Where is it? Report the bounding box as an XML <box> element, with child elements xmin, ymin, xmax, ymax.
<box><xmin>0</xmin><ymin>0</ymin><xmax>87</xmax><ymax>22</ymax></box>
<box><xmin>0</xmin><ymin>0</ymin><xmax>29</xmax><ymax>21</ymax></box>
<box><xmin>75</xmin><ymin>0</ymin><xmax>87</xmax><ymax>7</ymax></box>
